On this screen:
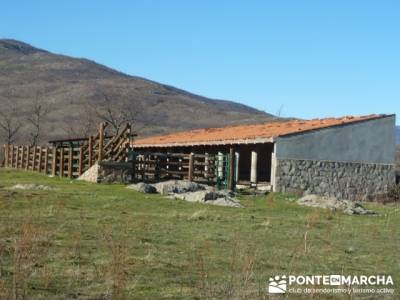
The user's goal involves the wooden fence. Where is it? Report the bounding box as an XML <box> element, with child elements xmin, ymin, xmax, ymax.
<box><xmin>2</xmin><ymin>122</ymin><xmax>133</xmax><ymax>179</ymax></box>
<box><xmin>134</xmin><ymin>149</ymin><xmax>235</xmax><ymax>189</ymax></box>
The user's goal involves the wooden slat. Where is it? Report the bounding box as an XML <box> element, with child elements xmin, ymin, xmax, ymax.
<box><xmin>59</xmin><ymin>148</ymin><xmax>64</xmax><ymax>177</ymax></box>
<box><xmin>38</xmin><ymin>146</ymin><xmax>43</xmax><ymax>172</ymax></box>
<box><xmin>44</xmin><ymin>147</ymin><xmax>49</xmax><ymax>174</ymax></box>
<box><xmin>10</xmin><ymin>145</ymin><xmax>14</xmax><ymax>168</ymax></box>
<box><xmin>25</xmin><ymin>146</ymin><xmax>30</xmax><ymax>170</ymax></box>
<box><xmin>4</xmin><ymin>145</ymin><xmax>9</xmax><ymax>167</ymax></box>
<box><xmin>78</xmin><ymin>146</ymin><xmax>84</xmax><ymax>175</ymax></box>
<box><xmin>32</xmin><ymin>147</ymin><xmax>37</xmax><ymax>171</ymax></box>
<box><xmin>68</xmin><ymin>147</ymin><xmax>73</xmax><ymax>178</ymax></box>
<box><xmin>20</xmin><ymin>146</ymin><xmax>24</xmax><ymax>169</ymax></box>
<box><xmin>98</xmin><ymin>123</ymin><xmax>105</xmax><ymax>162</ymax></box>
<box><xmin>52</xmin><ymin>148</ymin><xmax>57</xmax><ymax>176</ymax></box>
<box><xmin>88</xmin><ymin>136</ymin><xmax>93</xmax><ymax>167</ymax></box>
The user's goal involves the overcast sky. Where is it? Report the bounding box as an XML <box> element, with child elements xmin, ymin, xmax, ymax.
<box><xmin>2</xmin><ymin>0</ymin><xmax>399</xmax><ymax>124</ymax></box>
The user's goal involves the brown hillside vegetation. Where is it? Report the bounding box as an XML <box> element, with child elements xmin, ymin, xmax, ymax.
<box><xmin>0</xmin><ymin>39</ymin><xmax>274</xmax><ymax>145</ymax></box>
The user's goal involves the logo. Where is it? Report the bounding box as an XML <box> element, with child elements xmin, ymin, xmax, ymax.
<box><xmin>267</xmin><ymin>274</ymin><xmax>394</xmax><ymax>295</ymax></box>
<box><xmin>268</xmin><ymin>275</ymin><xmax>287</xmax><ymax>294</ymax></box>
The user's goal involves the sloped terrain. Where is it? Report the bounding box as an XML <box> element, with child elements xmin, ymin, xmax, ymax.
<box><xmin>0</xmin><ymin>39</ymin><xmax>274</xmax><ymax>144</ymax></box>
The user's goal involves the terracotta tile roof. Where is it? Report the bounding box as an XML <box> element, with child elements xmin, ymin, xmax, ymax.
<box><xmin>133</xmin><ymin>114</ymin><xmax>389</xmax><ymax>147</ymax></box>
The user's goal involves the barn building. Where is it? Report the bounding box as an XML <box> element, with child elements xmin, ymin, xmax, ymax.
<box><xmin>133</xmin><ymin>114</ymin><xmax>396</xmax><ymax>200</ymax></box>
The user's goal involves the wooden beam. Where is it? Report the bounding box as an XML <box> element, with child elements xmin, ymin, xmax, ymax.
<box><xmin>188</xmin><ymin>153</ymin><xmax>194</xmax><ymax>181</ymax></box>
<box><xmin>25</xmin><ymin>146</ymin><xmax>30</xmax><ymax>170</ymax></box>
<box><xmin>44</xmin><ymin>147</ymin><xmax>49</xmax><ymax>174</ymax></box>
<box><xmin>88</xmin><ymin>136</ymin><xmax>93</xmax><ymax>167</ymax></box>
<box><xmin>19</xmin><ymin>146</ymin><xmax>24</xmax><ymax>169</ymax></box>
<box><xmin>32</xmin><ymin>147</ymin><xmax>37</xmax><ymax>171</ymax></box>
<box><xmin>10</xmin><ymin>145</ymin><xmax>14</xmax><ymax>168</ymax></box>
<box><xmin>78</xmin><ymin>146</ymin><xmax>84</xmax><ymax>175</ymax></box>
<box><xmin>68</xmin><ymin>147</ymin><xmax>73</xmax><ymax>178</ymax></box>
<box><xmin>52</xmin><ymin>147</ymin><xmax>57</xmax><ymax>176</ymax></box>
<box><xmin>4</xmin><ymin>145</ymin><xmax>9</xmax><ymax>168</ymax></box>
<box><xmin>98</xmin><ymin>123</ymin><xmax>105</xmax><ymax>162</ymax></box>
<box><xmin>38</xmin><ymin>146</ymin><xmax>43</xmax><ymax>172</ymax></box>
<box><xmin>59</xmin><ymin>148</ymin><xmax>64</xmax><ymax>177</ymax></box>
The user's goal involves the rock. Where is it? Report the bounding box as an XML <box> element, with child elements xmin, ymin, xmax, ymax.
<box><xmin>126</xmin><ymin>179</ymin><xmax>242</xmax><ymax>208</ymax></box>
<box><xmin>127</xmin><ymin>183</ymin><xmax>157</xmax><ymax>194</ymax></box>
<box><xmin>77</xmin><ymin>163</ymin><xmax>99</xmax><ymax>183</ymax></box>
<box><xmin>297</xmin><ymin>194</ymin><xmax>376</xmax><ymax>215</ymax></box>
<box><xmin>7</xmin><ymin>184</ymin><xmax>56</xmax><ymax>191</ymax></box>
<box><xmin>153</xmin><ymin>180</ymin><xmax>210</xmax><ymax>195</ymax></box>
<box><xmin>170</xmin><ymin>190</ymin><xmax>243</xmax><ymax>208</ymax></box>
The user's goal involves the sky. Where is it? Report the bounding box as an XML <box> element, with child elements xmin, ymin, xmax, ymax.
<box><xmin>2</xmin><ymin>0</ymin><xmax>400</xmax><ymax>124</ymax></box>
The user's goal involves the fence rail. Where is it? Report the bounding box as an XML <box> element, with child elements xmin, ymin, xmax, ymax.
<box><xmin>2</xmin><ymin>122</ymin><xmax>132</xmax><ymax>179</ymax></box>
<box><xmin>133</xmin><ymin>150</ymin><xmax>235</xmax><ymax>189</ymax></box>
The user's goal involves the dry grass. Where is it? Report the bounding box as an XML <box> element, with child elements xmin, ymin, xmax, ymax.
<box><xmin>0</xmin><ymin>169</ymin><xmax>399</xmax><ymax>299</ymax></box>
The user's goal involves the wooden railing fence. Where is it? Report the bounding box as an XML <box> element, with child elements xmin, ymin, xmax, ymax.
<box><xmin>134</xmin><ymin>149</ymin><xmax>235</xmax><ymax>189</ymax></box>
<box><xmin>2</xmin><ymin>122</ymin><xmax>132</xmax><ymax>179</ymax></box>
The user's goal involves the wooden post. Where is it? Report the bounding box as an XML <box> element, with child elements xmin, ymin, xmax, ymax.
<box><xmin>228</xmin><ymin>148</ymin><xmax>235</xmax><ymax>190</ymax></box>
<box><xmin>188</xmin><ymin>153</ymin><xmax>194</xmax><ymax>181</ymax></box>
<box><xmin>10</xmin><ymin>145</ymin><xmax>14</xmax><ymax>168</ymax></box>
<box><xmin>38</xmin><ymin>147</ymin><xmax>43</xmax><ymax>172</ymax></box>
<box><xmin>68</xmin><ymin>147</ymin><xmax>73</xmax><ymax>178</ymax></box>
<box><xmin>98</xmin><ymin>123</ymin><xmax>105</xmax><ymax>162</ymax></box>
<box><xmin>52</xmin><ymin>147</ymin><xmax>57</xmax><ymax>176</ymax></box>
<box><xmin>78</xmin><ymin>146</ymin><xmax>84</xmax><ymax>175</ymax></box>
<box><xmin>32</xmin><ymin>147</ymin><xmax>37</xmax><ymax>171</ymax></box>
<box><xmin>59</xmin><ymin>148</ymin><xmax>65</xmax><ymax>177</ymax></box>
<box><xmin>15</xmin><ymin>146</ymin><xmax>19</xmax><ymax>168</ymax></box>
<box><xmin>25</xmin><ymin>146</ymin><xmax>30</xmax><ymax>170</ymax></box>
<box><xmin>88</xmin><ymin>136</ymin><xmax>93</xmax><ymax>167</ymax></box>
<box><xmin>15</xmin><ymin>146</ymin><xmax>18</xmax><ymax>168</ymax></box>
<box><xmin>44</xmin><ymin>147</ymin><xmax>49</xmax><ymax>174</ymax></box>
<box><xmin>19</xmin><ymin>146</ymin><xmax>24</xmax><ymax>169</ymax></box>
<box><xmin>4</xmin><ymin>145</ymin><xmax>9</xmax><ymax>167</ymax></box>
<box><xmin>250</xmin><ymin>150</ymin><xmax>258</xmax><ymax>184</ymax></box>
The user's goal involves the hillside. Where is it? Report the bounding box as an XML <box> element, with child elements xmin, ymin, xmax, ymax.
<box><xmin>0</xmin><ymin>39</ymin><xmax>274</xmax><ymax>144</ymax></box>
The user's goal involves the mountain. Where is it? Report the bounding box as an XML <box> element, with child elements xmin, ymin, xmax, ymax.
<box><xmin>0</xmin><ymin>39</ymin><xmax>275</xmax><ymax>144</ymax></box>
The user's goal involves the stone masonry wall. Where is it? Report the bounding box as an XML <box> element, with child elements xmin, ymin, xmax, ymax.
<box><xmin>275</xmin><ymin>158</ymin><xmax>395</xmax><ymax>201</ymax></box>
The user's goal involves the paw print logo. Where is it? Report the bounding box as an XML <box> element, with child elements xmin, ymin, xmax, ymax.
<box><xmin>268</xmin><ymin>275</ymin><xmax>287</xmax><ymax>294</ymax></box>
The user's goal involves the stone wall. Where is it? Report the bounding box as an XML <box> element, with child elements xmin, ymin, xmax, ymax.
<box><xmin>274</xmin><ymin>158</ymin><xmax>395</xmax><ymax>201</ymax></box>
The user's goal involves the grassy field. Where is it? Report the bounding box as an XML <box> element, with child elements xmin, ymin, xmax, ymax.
<box><xmin>0</xmin><ymin>169</ymin><xmax>399</xmax><ymax>299</ymax></box>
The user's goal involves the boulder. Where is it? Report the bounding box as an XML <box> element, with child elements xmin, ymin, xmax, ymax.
<box><xmin>297</xmin><ymin>194</ymin><xmax>376</xmax><ymax>215</ymax></box>
<box><xmin>170</xmin><ymin>190</ymin><xmax>243</xmax><ymax>208</ymax></box>
<box><xmin>153</xmin><ymin>180</ymin><xmax>210</xmax><ymax>195</ymax></box>
<box><xmin>127</xmin><ymin>183</ymin><xmax>157</xmax><ymax>194</ymax></box>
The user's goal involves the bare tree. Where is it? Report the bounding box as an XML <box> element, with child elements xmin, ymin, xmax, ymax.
<box><xmin>94</xmin><ymin>94</ymin><xmax>135</xmax><ymax>134</ymax></box>
<box><xmin>0</xmin><ymin>100</ymin><xmax>23</xmax><ymax>145</ymax></box>
<box><xmin>62</xmin><ymin>104</ymin><xmax>97</xmax><ymax>138</ymax></box>
<box><xmin>27</xmin><ymin>95</ymin><xmax>52</xmax><ymax>146</ymax></box>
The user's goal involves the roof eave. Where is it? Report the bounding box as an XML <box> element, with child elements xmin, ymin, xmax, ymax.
<box><xmin>133</xmin><ymin>137</ymin><xmax>274</xmax><ymax>148</ymax></box>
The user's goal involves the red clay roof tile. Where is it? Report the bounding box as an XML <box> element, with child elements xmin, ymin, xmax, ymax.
<box><xmin>133</xmin><ymin>114</ymin><xmax>388</xmax><ymax>147</ymax></box>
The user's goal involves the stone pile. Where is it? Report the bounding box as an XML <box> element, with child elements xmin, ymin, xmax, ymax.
<box><xmin>127</xmin><ymin>180</ymin><xmax>242</xmax><ymax>208</ymax></box>
<box><xmin>297</xmin><ymin>194</ymin><xmax>376</xmax><ymax>215</ymax></box>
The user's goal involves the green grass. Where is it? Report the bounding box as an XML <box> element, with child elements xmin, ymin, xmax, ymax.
<box><xmin>0</xmin><ymin>169</ymin><xmax>399</xmax><ymax>299</ymax></box>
